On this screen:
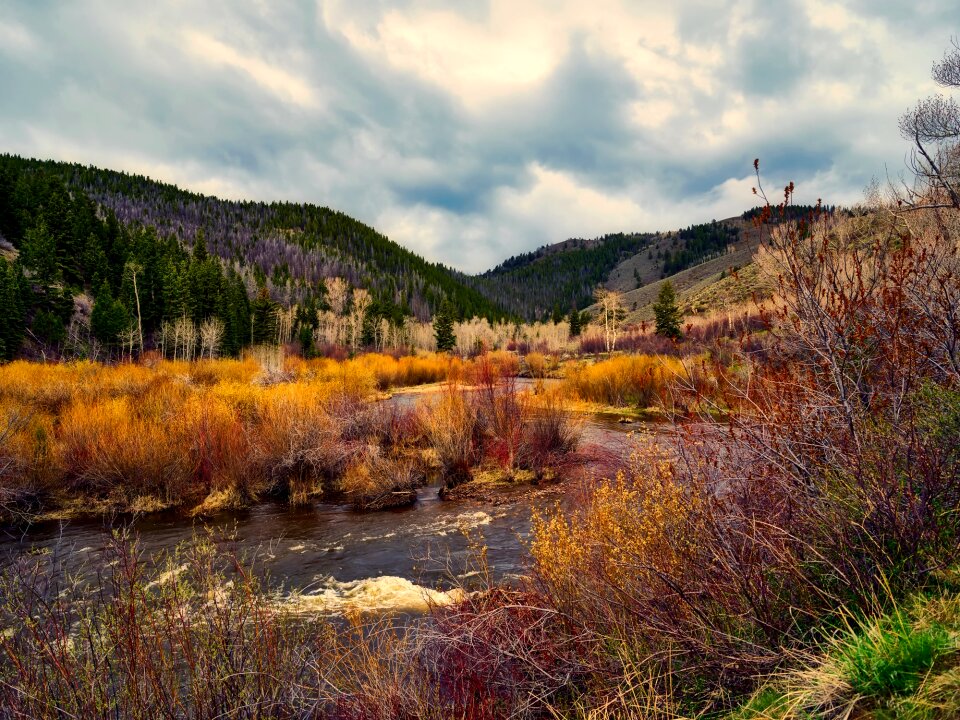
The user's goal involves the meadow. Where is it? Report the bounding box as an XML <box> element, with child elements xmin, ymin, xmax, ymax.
<box><xmin>0</xmin><ymin>349</ymin><xmax>605</xmax><ymax>520</ymax></box>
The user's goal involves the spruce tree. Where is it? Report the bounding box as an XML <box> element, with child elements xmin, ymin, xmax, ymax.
<box><xmin>162</xmin><ymin>261</ymin><xmax>190</xmax><ymax>320</ymax></box>
<box><xmin>568</xmin><ymin>308</ymin><xmax>581</xmax><ymax>337</ymax></box>
<box><xmin>192</xmin><ymin>229</ymin><xmax>208</xmax><ymax>262</ymax></box>
<box><xmin>0</xmin><ymin>259</ymin><xmax>25</xmax><ymax>360</ymax></box>
<box><xmin>433</xmin><ymin>300</ymin><xmax>456</xmax><ymax>352</ymax></box>
<box><xmin>250</xmin><ymin>286</ymin><xmax>278</xmax><ymax>345</ymax></box>
<box><xmin>83</xmin><ymin>234</ymin><xmax>110</xmax><ymax>290</ymax></box>
<box><xmin>653</xmin><ymin>281</ymin><xmax>683</xmax><ymax>340</ymax></box>
<box><xmin>20</xmin><ymin>219</ymin><xmax>61</xmax><ymax>290</ymax></box>
<box><xmin>91</xmin><ymin>281</ymin><xmax>130</xmax><ymax>346</ymax></box>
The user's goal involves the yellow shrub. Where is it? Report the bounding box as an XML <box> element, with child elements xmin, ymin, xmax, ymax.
<box><xmin>531</xmin><ymin>442</ymin><xmax>701</xmax><ymax>608</ymax></box>
<box><xmin>525</xmin><ymin>352</ymin><xmax>547</xmax><ymax>379</ymax></box>
<box><xmin>0</xmin><ymin>354</ymin><xmax>443</xmax><ymax>515</ymax></box>
<box><xmin>57</xmin><ymin>397</ymin><xmax>189</xmax><ymax>501</ymax></box>
<box><xmin>179</xmin><ymin>393</ymin><xmax>254</xmax><ymax>501</ymax></box>
<box><xmin>562</xmin><ymin>354</ymin><xmax>687</xmax><ymax>408</ymax></box>
<box><xmin>188</xmin><ymin>357</ymin><xmax>259</xmax><ymax>385</ymax></box>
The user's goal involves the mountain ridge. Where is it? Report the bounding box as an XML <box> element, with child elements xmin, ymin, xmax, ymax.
<box><xmin>0</xmin><ymin>153</ymin><xmax>805</xmax><ymax>341</ymax></box>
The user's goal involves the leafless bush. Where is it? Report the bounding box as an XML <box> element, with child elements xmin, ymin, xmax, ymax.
<box><xmin>0</xmin><ymin>533</ymin><xmax>332</xmax><ymax>718</ymax></box>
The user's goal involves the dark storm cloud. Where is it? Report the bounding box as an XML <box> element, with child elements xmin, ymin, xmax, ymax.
<box><xmin>0</xmin><ymin>1</ymin><xmax>954</xmax><ymax>271</ymax></box>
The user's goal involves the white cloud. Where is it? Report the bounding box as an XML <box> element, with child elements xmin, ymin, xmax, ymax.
<box><xmin>0</xmin><ymin>17</ymin><xmax>39</xmax><ymax>59</ymax></box>
<box><xmin>0</xmin><ymin>0</ymin><xmax>954</xmax><ymax>272</ymax></box>
<box><xmin>182</xmin><ymin>30</ymin><xmax>319</xmax><ymax>109</ymax></box>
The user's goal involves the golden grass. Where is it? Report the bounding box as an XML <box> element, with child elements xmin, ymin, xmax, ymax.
<box><xmin>0</xmin><ymin>353</ymin><xmax>474</xmax><ymax>518</ymax></box>
<box><xmin>560</xmin><ymin>354</ymin><xmax>688</xmax><ymax>409</ymax></box>
<box><xmin>531</xmin><ymin>440</ymin><xmax>700</xmax><ymax>610</ymax></box>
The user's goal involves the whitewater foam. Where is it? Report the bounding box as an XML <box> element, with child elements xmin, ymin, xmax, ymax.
<box><xmin>286</xmin><ymin>575</ymin><xmax>466</xmax><ymax>615</ymax></box>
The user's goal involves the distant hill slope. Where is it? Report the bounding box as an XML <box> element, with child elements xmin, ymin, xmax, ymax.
<box><xmin>470</xmin><ymin>218</ymin><xmax>747</xmax><ymax>321</ymax></box>
<box><xmin>467</xmin><ymin>232</ymin><xmax>659</xmax><ymax>320</ymax></box>
<box><xmin>611</xmin><ymin>221</ymin><xmax>765</xmax><ymax>322</ymax></box>
<box><xmin>0</xmin><ymin>155</ymin><xmax>505</xmax><ymax>322</ymax></box>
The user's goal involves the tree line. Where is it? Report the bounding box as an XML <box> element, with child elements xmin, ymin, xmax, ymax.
<box><xmin>0</xmin><ymin>157</ymin><xmax>512</xmax><ymax>360</ymax></box>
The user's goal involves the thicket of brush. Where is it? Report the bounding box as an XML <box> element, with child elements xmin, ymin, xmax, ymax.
<box><xmin>423</xmin><ymin>356</ymin><xmax>584</xmax><ymax>491</ymax></box>
<box><xmin>438</xmin><ymin>199</ymin><xmax>960</xmax><ymax>717</ymax></box>
<box><xmin>560</xmin><ymin>353</ymin><xmax>689</xmax><ymax>409</ymax></box>
<box><xmin>0</xmin><ymin>350</ymin><xmax>582</xmax><ymax>520</ymax></box>
<box><xmin>1</xmin><ymin>199</ymin><xmax>959</xmax><ymax>717</ymax></box>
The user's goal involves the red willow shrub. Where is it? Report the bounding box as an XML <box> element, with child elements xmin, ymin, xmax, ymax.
<box><xmin>0</xmin><ymin>534</ymin><xmax>332</xmax><ymax>719</ymax></box>
<box><xmin>621</xmin><ymin>195</ymin><xmax>960</xmax><ymax>702</ymax></box>
<box><xmin>429</xmin><ymin>197</ymin><xmax>960</xmax><ymax>715</ymax></box>
<box><xmin>424</xmin><ymin>355</ymin><xmax>584</xmax><ymax>488</ymax></box>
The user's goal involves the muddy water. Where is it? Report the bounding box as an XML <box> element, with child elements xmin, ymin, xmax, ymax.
<box><xmin>0</xmin><ymin>386</ymin><xmax>645</xmax><ymax>613</ymax></box>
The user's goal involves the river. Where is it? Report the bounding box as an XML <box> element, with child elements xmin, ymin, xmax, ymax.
<box><xmin>0</xmin><ymin>386</ymin><xmax>646</xmax><ymax>613</ymax></box>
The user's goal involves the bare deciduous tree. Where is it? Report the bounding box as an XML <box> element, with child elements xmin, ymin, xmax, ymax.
<box><xmin>349</xmin><ymin>288</ymin><xmax>372</xmax><ymax>351</ymax></box>
<box><xmin>274</xmin><ymin>306</ymin><xmax>295</xmax><ymax>346</ymax></box>
<box><xmin>314</xmin><ymin>309</ymin><xmax>337</xmax><ymax>347</ymax></box>
<box><xmin>593</xmin><ymin>287</ymin><xmax>624</xmax><ymax>353</ymax></box>
<box><xmin>125</xmin><ymin>262</ymin><xmax>144</xmax><ymax>356</ymax></box>
<box><xmin>326</xmin><ymin>277</ymin><xmax>349</xmax><ymax>347</ymax></box>
<box><xmin>173</xmin><ymin>317</ymin><xmax>198</xmax><ymax>361</ymax></box>
<box><xmin>117</xmin><ymin>326</ymin><xmax>138</xmax><ymax>363</ymax></box>
<box><xmin>200</xmin><ymin>317</ymin><xmax>225</xmax><ymax>359</ymax></box>
<box><xmin>898</xmin><ymin>38</ymin><xmax>960</xmax><ymax>209</ymax></box>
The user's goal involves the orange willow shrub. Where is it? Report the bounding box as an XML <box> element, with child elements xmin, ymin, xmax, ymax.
<box><xmin>464</xmin><ymin>350</ymin><xmax>519</xmax><ymax>384</ymax></box>
<box><xmin>352</xmin><ymin>352</ymin><xmax>462</xmax><ymax>389</ymax></box>
<box><xmin>180</xmin><ymin>394</ymin><xmax>256</xmax><ymax>508</ymax></box>
<box><xmin>0</xmin><ymin>403</ymin><xmax>57</xmax><ymax>509</ymax></box>
<box><xmin>249</xmin><ymin>383</ymin><xmax>359</xmax><ymax>503</ymax></box>
<box><xmin>561</xmin><ymin>354</ymin><xmax>687</xmax><ymax>408</ymax></box>
<box><xmin>0</xmin><ymin>356</ymin><xmax>394</xmax><ymax>516</ymax></box>
<box><xmin>0</xmin><ymin>351</ymin><xmax>530</xmax><ymax>518</ymax></box>
<box><xmin>421</xmin><ymin>384</ymin><xmax>481</xmax><ymax>485</ymax></box>
<box><xmin>182</xmin><ymin>357</ymin><xmax>260</xmax><ymax>385</ymax></box>
<box><xmin>0</xmin><ymin>360</ymin><xmax>160</xmax><ymax>411</ymax></box>
<box><xmin>531</xmin><ymin>442</ymin><xmax>702</xmax><ymax>623</ymax></box>
<box><xmin>295</xmin><ymin>352</ymin><xmax>463</xmax><ymax>391</ymax></box>
<box><xmin>57</xmin><ymin>396</ymin><xmax>191</xmax><ymax>503</ymax></box>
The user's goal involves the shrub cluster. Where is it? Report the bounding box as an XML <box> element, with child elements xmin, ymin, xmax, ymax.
<box><xmin>560</xmin><ymin>354</ymin><xmax>688</xmax><ymax>409</ymax></box>
<box><xmin>424</xmin><ymin>355</ymin><xmax>583</xmax><ymax>490</ymax></box>
<box><xmin>0</xmin><ymin>353</ymin><xmax>499</xmax><ymax>518</ymax></box>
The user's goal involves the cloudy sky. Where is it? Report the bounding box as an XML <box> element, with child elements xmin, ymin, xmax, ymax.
<box><xmin>0</xmin><ymin>1</ymin><xmax>956</xmax><ymax>272</ymax></box>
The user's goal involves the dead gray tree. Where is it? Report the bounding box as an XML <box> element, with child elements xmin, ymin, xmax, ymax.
<box><xmin>899</xmin><ymin>38</ymin><xmax>960</xmax><ymax>209</ymax></box>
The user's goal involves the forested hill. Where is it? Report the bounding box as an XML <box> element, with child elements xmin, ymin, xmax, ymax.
<box><xmin>467</xmin><ymin>232</ymin><xmax>658</xmax><ymax>320</ymax></box>
<box><xmin>0</xmin><ymin>155</ymin><xmax>505</xmax><ymax>323</ymax></box>
<box><xmin>469</xmin><ymin>219</ymin><xmax>744</xmax><ymax>320</ymax></box>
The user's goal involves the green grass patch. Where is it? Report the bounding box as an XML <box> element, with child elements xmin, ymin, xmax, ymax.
<box><xmin>727</xmin><ymin>687</ymin><xmax>793</xmax><ymax>719</ymax></box>
<box><xmin>835</xmin><ymin>609</ymin><xmax>952</xmax><ymax>698</ymax></box>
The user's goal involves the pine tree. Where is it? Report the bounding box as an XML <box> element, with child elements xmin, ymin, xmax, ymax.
<box><xmin>653</xmin><ymin>281</ymin><xmax>682</xmax><ymax>340</ymax></box>
<box><xmin>192</xmin><ymin>229</ymin><xmax>208</xmax><ymax>262</ymax></box>
<box><xmin>0</xmin><ymin>258</ymin><xmax>25</xmax><ymax>360</ymax></box>
<box><xmin>20</xmin><ymin>219</ymin><xmax>61</xmax><ymax>290</ymax></box>
<box><xmin>187</xmin><ymin>256</ymin><xmax>222</xmax><ymax>322</ymax></box>
<box><xmin>161</xmin><ymin>261</ymin><xmax>190</xmax><ymax>320</ymax></box>
<box><xmin>218</xmin><ymin>271</ymin><xmax>251</xmax><ymax>355</ymax></box>
<box><xmin>433</xmin><ymin>300</ymin><xmax>456</xmax><ymax>352</ymax></box>
<box><xmin>568</xmin><ymin>307</ymin><xmax>581</xmax><ymax>337</ymax></box>
<box><xmin>250</xmin><ymin>286</ymin><xmax>278</xmax><ymax>345</ymax></box>
<box><xmin>91</xmin><ymin>281</ymin><xmax>130</xmax><ymax>346</ymax></box>
<box><xmin>82</xmin><ymin>234</ymin><xmax>110</xmax><ymax>290</ymax></box>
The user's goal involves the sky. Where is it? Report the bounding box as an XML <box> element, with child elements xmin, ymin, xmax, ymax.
<box><xmin>1</xmin><ymin>1</ymin><xmax>957</xmax><ymax>273</ymax></box>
